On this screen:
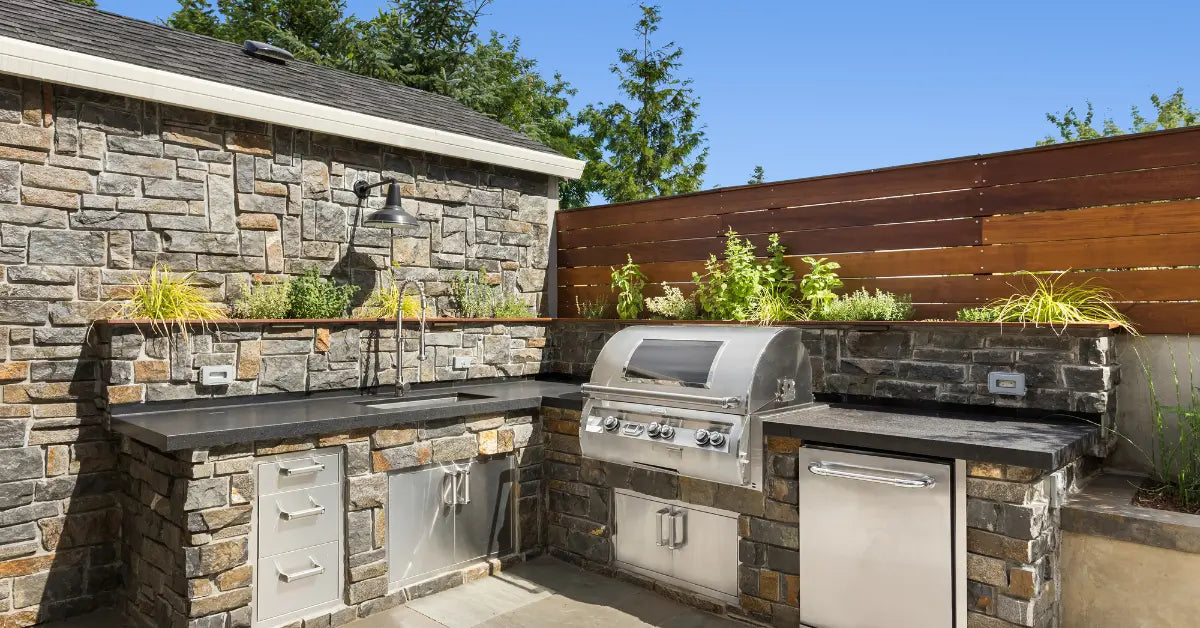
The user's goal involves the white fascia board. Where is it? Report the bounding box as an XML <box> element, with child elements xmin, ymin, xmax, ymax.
<box><xmin>0</xmin><ymin>36</ymin><xmax>586</xmax><ymax>179</ymax></box>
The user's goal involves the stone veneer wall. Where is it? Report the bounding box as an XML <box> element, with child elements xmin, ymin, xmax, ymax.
<box><xmin>547</xmin><ymin>321</ymin><xmax>1118</xmax><ymax>417</ymax></box>
<box><xmin>119</xmin><ymin>410</ymin><xmax>542</xmax><ymax>628</ymax></box>
<box><xmin>0</xmin><ymin>72</ymin><xmax>554</xmax><ymax>626</ymax></box>
<box><xmin>541</xmin><ymin>406</ymin><xmax>1094</xmax><ymax>628</ymax></box>
<box><xmin>102</xmin><ymin>321</ymin><xmax>548</xmax><ymax>404</ymax></box>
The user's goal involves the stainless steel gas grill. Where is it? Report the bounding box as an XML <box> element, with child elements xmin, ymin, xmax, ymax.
<box><xmin>580</xmin><ymin>325</ymin><xmax>813</xmax><ymax>490</ymax></box>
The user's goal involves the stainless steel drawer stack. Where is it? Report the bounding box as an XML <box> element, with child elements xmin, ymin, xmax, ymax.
<box><xmin>255</xmin><ymin>450</ymin><xmax>344</xmax><ymax>626</ymax></box>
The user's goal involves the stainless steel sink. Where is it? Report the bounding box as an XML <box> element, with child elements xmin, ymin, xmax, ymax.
<box><xmin>357</xmin><ymin>392</ymin><xmax>493</xmax><ymax>411</ymax></box>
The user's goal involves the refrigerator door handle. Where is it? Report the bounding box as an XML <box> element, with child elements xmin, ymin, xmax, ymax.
<box><xmin>808</xmin><ymin>461</ymin><xmax>936</xmax><ymax>488</ymax></box>
<box><xmin>655</xmin><ymin>508</ymin><xmax>670</xmax><ymax>546</ymax></box>
<box><xmin>443</xmin><ymin>471</ymin><xmax>459</xmax><ymax>505</ymax></box>
<box><xmin>669</xmin><ymin>510</ymin><xmax>685</xmax><ymax>550</ymax></box>
<box><xmin>459</xmin><ymin>467</ymin><xmax>472</xmax><ymax>505</ymax></box>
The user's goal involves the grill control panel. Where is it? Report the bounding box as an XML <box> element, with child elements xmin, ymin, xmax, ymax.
<box><xmin>585</xmin><ymin>414</ymin><xmax>730</xmax><ymax>452</ymax></box>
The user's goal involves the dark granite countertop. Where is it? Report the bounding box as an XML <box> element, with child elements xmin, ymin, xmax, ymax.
<box><xmin>762</xmin><ymin>403</ymin><xmax>1100</xmax><ymax>470</ymax></box>
<box><xmin>110</xmin><ymin>378</ymin><xmax>584</xmax><ymax>451</ymax></box>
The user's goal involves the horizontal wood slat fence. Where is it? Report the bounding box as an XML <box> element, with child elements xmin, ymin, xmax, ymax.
<box><xmin>555</xmin><ymin>127</ymin><xmax>1200</xmax><ymax>333</ymax></box>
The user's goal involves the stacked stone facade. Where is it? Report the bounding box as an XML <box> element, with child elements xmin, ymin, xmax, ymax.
<box><xmin>102</xmin><ymin>321</ymin><xmax>548</xmax><ymax>405</ymax></box>
<box><xmin>119</xmin><ymin>408</ymin><xmax>542</xmax><ymax>628</ymax></box>
<box><xmin>0</xmin><ymin>73</ymin><xmax>553</xmax><ymax>627</ymax></box>
<box><xmin>547</xmin><ymin>321</ymin><xmax>1118</xmax><ymax>416</ymax></box>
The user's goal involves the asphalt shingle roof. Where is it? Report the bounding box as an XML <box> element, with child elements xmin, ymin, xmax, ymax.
<box><xmin>0</xmin><ymin>0</ymin><xmax>559</xmax><ymax>156</ymax></box>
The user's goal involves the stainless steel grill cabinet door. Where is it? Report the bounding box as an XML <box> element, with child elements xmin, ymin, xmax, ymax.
<box><xmin>798</xmin><ymin>446</ymin><xmax>957</xmax><ymax>628</ymax></box>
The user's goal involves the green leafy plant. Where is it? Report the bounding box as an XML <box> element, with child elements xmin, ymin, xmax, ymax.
<box><xmin>357</xmin><ymin>281</ymin><xmax>429</xmax><ymax>319</ymax></box>
<box><xmin>798</xmin><ymin>256</ymin><xmax>842</xmax><ymax>317</ymax></box>
<box><xmin>452</xmin><ymin>267</ymin><xmax>496</xmax><ymax>318</ymax></box>
<box><xmin>813</xmin><ymin>289</ymin><xmax>914</xmax><ymax>322</ymax></box>
<box><xmin>611</xmin><ymin>254</ymin><xmax>647</xmax><ymax>320</ymax></box>
<box><xmin>494</xmin><ymin>290</ymin><xmax>535</xmax><ymax>318</ymax></box>
<box><xmin>1141</xmin><ymin>340</ymin><xmax>1200</xmax><ymax>512</ymax></box>
<box><xmin>988</xmin><ymin>272</ymin><xmax>1135</xmax><ymax>333</ymax></box>
<box><xmin>693</xmin><ymin>229</ymin><xmax>765</xmax><ymax>321</ymax></box>
<box><xmin>956</xmin><ymin>306</ymin><xmax>1000</xmax><ymax>322</ymax></box>
<box><xmin>751</xmin><ymin>287</ymin><xmax>804</xmax><ymax>324</ymax></box>
<box><xmin>112</xmin><ymin>263</ymin><xmax>223</xmax><ymax>336</ymax></box>
<box><xmin>287</xmin><ymin>266</ymin><xmax>358</xmax><ymax>319</ymax></box>
<box><xmin>232</xmin><ymin>278</ymin><xmax>291</xmax><ymax>319</ymax></box>
<box><xmin>574</xmin><ymin>295</ymin><xmax>610</xmax><ymax>319</ymax></box>
<box><xmin>644</xmin><ymin>283</ymin><xmax>696</xmax><ymax>320</ymax></box>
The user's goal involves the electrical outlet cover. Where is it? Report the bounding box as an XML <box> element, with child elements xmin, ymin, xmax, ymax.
<box><xmin>200</xmin><ymin>365</ymin><xmax>234</xmax><ymax>386</ymax></box>
<box><xmin>987</xmin><ymin>371</ymin><xmax>1026</xmax><ymax>396</ymax></box>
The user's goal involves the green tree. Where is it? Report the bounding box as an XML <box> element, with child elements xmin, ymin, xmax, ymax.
<box><xmin>67</xmin><ymin>0</ymin><xmax>97</xmax><ymax>6</ymax></box>
<box><xmin>578</xmin><ymin>4</ymin><xmax>707</xmax><ymax>203</ymax></box>
<box><xmin>747</xmin><ymin>165</ymin><xmax>765</xmax><ymax>184</ymax></box>
<box><xmin>1039</xmin><ymin>88</ymin><xmax>1200</xmax><ymax>145</ymax></box>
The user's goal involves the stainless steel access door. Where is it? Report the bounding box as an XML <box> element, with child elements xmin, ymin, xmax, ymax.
<box><xmin>388</xmin><ymin>465</ymin><xmax>457</xmax><ymax>583</ymax></box>
<box><xmin>454</xmin><ymin>456</ymin><xmax>515</xmax><ymax>563</ymax></box>
<box><xmin>798</xmin><ymin>446</ymin><xmax>957</xmax><ymax>628</ymax></box>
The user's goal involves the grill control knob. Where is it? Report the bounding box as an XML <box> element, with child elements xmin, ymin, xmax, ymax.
<box><xmin>694</xmin><ymin>429</ymin><xmax>710</xmax><ymax>445</ymax></box>
<box><xmin>646</xmin><ymin>422</ymin><xmax>661</xmax><ymax>437</ymax></box>
<box><xmin>709</xmin><ymin>432</ymin><xmax>726</xmax><ymax>447</ymax></box>
<box><xmin>603</xmin><ymin>416</ymin><xmax>620</xmax><ymax>432</ymax></box>
<box><xmin>659</xmin><ymin>425</ymin><xmax>675</xmax><ymax>439</ymax></box>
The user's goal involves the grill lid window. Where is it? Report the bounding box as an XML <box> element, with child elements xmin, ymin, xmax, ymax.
<box><xmin>623</xmin><ymin>339</ymin><xmax>723</xmax><ymax>387</ymax></box>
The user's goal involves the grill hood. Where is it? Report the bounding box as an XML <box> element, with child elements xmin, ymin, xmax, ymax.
<box><xmin>583</xmin><ymin>325</ymin><xmax>813</xmax><ymax>415</ymax></box>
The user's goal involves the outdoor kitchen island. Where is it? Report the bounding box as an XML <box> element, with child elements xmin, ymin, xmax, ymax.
<box><xmin>108</xmin><ymin>370</ymin><xmax>1102</xmax><ymax>628</ymax></box>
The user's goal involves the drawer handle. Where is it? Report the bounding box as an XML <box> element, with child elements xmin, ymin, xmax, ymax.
<box><xmin>808</xmin><ymin>462</ymin><xmax>936</xmax><ymax>488</ymax></box>
<box><xmin>279</xmin><ymin>496</ymin><xmax>326</xmax><ymax>520</ymax></box>
<box><xmin>655</xmin><ymin>508</ymin><xmax>669</xmax><ymax>546</ymax></box>
<box><xmin>279</xmin><ymin>459</ymin><xmax>325</xmax><ymax>476</ymax></box>
<box><xmin>277</xmin><ymin>557</ymin><xmax>324</xmax><ymax>583</ymax></box>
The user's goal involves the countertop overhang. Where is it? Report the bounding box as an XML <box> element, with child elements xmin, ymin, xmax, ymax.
<box><xmin>111</xmin><ymin>379</ymin><xmax>1100</xmax><ymax>469</ymax></box>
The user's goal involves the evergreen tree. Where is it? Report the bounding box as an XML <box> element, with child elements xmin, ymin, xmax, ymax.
<box><xmin>577</xmin><ymin>4</ymin><xmax>707</xmax><ymax>203</ymax></box>
<box><xmin>747</xmin><ymin>165</ymin><xmax>765</xmax><ymax>184</ymax></box>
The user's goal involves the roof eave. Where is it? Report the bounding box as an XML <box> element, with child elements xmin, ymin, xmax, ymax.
<box><xmin>0</xmin><ymin>36</ymin><xmax>586</xmax><ymax>180</ymax></box>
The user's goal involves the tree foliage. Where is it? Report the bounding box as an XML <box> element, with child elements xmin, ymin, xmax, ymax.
<box><xmin>1039</xmin><ymin>88</ymin><xmax>1200</xmax><ymax>145</ymax></box>
<box><xmin>747</xmin><ymin>165</ymin><xmax>765</xmax><ymax>184</ymax></box>
<box><xmin>576</xmin><ymin>4</ymin><xmax>707</xmax><ymax>204</ymax></box>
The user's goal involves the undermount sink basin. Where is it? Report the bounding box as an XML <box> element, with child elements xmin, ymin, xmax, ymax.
<box><xmin>357</xmin><ymin>392</ymin><xmax>494</xmax><ymax>411</ymax></box>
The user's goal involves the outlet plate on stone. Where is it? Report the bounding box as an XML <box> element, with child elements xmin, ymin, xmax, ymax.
<box><xmin>452</xmin><ymin>356</ymin><xmax>474</xmax><ymax>370</ymax></box>
<box><xmin>988</xmin><ymin>371</ymin><xmax>1026</xmax><ymax>396</ymax></box>
<box><xmin>200</xmin><ymin>365</ymin><xmax>235</xmax><ymax>386</ymax></box>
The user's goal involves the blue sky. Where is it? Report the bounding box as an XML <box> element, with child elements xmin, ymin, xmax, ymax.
<box><xmin>97</xmin><ymin>0</ymin><xmax>1198</xmax><ymax>189</ymax></box>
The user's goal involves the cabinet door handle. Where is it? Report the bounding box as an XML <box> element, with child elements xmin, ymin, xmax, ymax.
<box><xmin>279</xmin><ymin>496</ymin><xmax>325</xmax><ymax>520</ymax></box>
<box><xmin>655</xmin><ymin>508</ymin><xmax>670</xmax><ymax>546</ymax></box>
<box><xmin>279</xmin><ymin>458</ymin><xmax>325</xmax><ymax>476</ymax></box>
<box><xmin>443</xmin><ymin>471</ymin><xmax>458</xmax><ymax>506</ymax></box>
<box><xmin>278</xmin><ymin>557</ymin><xmax>324</xmax><ymax>582</ymax></box>
<box><xmin>669</xmin><ymin>511</ymin><xmax>686</xmax><ymax>550</ymax></box>
<box><xmin>459</xmin><ymin>468</ymin><xmax>471</xmax><ymax>505</ymax></box>
<box><xmin>808</xmin><ymin>462</ymin><xmax>936</xmax><ymax>488</ymax></box>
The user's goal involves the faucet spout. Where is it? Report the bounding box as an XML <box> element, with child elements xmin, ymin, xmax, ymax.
<box><xmin>395</xmin><ymin>278</ymin><xmax>427</xmax><ymax>397</ymax></box>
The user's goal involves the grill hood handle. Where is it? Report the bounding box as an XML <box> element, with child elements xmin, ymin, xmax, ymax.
<box><xmin>581</xmin><ymin>383</ymin><xmax>741</xmax><ymax>409</ymax></box>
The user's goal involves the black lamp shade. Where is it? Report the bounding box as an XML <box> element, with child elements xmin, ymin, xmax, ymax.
<box><xmin>363</xmin><ymin>182</ymin><xmax>419</xmax><ymax>228</ymax></box>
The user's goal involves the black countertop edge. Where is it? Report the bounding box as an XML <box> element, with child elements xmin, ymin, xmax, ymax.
<box><xmin>110</xmin><ymin>375</ymin><xmax>585</xmax><ymax>416</ymax></box>
<box><xmin>762</xmin><ymin>403</ymin><xmax>1100</xmax><ymax>470</ymax></box>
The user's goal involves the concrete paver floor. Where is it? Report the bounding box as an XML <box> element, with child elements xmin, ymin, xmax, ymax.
<box><xmin>348</xmin><ymin>557</ymin><xmax>746</xmax><ymax>628</ymax></box>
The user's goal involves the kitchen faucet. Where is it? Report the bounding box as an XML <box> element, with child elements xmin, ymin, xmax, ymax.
<box><xmin>395</xmin><ymin>279</ymin><xmax>427</xmax><ymax>397</ymax></box>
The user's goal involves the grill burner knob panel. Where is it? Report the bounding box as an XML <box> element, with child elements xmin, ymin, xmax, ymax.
<box><xmin>603</xmin><ymin>416</ymin><xmax>620</xmax><ymax>432</ymax></box>
<box><xmin>647</xmin><ymin>422</ymin><xmax>661</xmax><ymax>437</ymax></box>
<box><xmin>694</xmin><ymin>429</ymin><xmax>710</xmax><ymax>445</ymax></box>
<box><xmin>659</xmin><ymin>425</ymin><xmax>675</xmax><ymax>439</ymax></box>
<box><xmin>709</xmin><ymin>432</ymin><xmax>726</xmax><ymax>447</ymax></box>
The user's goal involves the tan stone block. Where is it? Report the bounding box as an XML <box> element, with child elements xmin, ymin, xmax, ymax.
<box><xmin>1005</xmin><ymin>565</ymin><xmax>1038</xmax><ymax>599</ymax></box>
<box><xmin>968</xmin><ymin>462</ymin><xmax>1004</xmax><ymax>479</ymax></box>
<box><xmin>497</xmin><ymin>427</ymin><xmax>514</xmax><ymax>453</ymax></box>
<box><xmin>317</xmin><ymin>430</ymin><xmax>369</xmax><ymax>447</ymax></box>
<box><xmin>134</xmin><ymin>359</ymin><xmax>169</xmax><ymax>383</ymax></box>
<box><xmin>373</xmin><ymin>508</ymin><xmax>386</xmax><ymax>549</ymax></box>
<box><xmin>236</xmin><ymin>213</ymin><xmax>279</xmax><ymax>230</ymax></box>
<box><xmin>254</xmin><ymin>439</ymin><xmax>314</xmax><ymax>456</ymax></box>
<box><xmin>759</xmin><ymin>570</ymin><xmax>781</xmax><ymax>602</ymax></box>
<box><xmin>0</xmin><ymin>550</ymin><xmax>84</xmax><ymax>578</ymax></box>
<box><xmin>237</xmin><ymin>340</ymin><xmax>261</xmax><ymax>380</ymax></box>
<box><xmin>0</xmin><ymin>122</ymin><xmax>51</xmax><ymax>150</ymax></box>
<box><xmin>189</xmin><ymin>586</ymin><xmax>251</xmax><ymax>617</ymax></box>
<box><xmin>526</xmin><ymin>337</ymin><xmax>547</xmax><ymax>348</ymax></box>
<box><xmin>162</xmin><ymin>126</ymin><xmax>223</xmax><ymax>149</ymax></box>
<box><xmin>254</xmin><ymin>181</ymin><xmax>288</xmax><ymax>196</ymax></box>
<box><xmin>0</xmin><ymin>145</ymin><xmax>47</xmax><ymax>164</ymax></box>
<box><xmin>0</xmin><ymin>405</ymin><xmax>30</xmax><ymax>418</ymax></box>
<box><xmin>107</xmin><ymin>384</ymin><xmax>145</xmax><ymax>405</ymax></box>
<box><xmin>21</xmin><ymin>187</ymin><xmax>78</xmax><ymax>209</ymax></box>
<box><xmin>967</xmin><ymin>552</ymin><xmax>1007</xmax><ymax>586</ymax></box>
<box><xmin>45</xmin><ymin>445</ymin><xmax>68</xmax><ymax>477</ymax></box>
<box><xmin>315</xmin><ymin>328</ymin><xmax>331</xmax><ymax>352</ymax></box>
<box><xmin>215</xmin><ymin>564</ymin><xmax>252</xmax><ymax>591</ymax></box>
<box><xmin>783</xmin><ymin>573</ymin><xmax>799</xmax><ymax>607</ymax></box>
<box><xmin>372</xmin><ymin>428</ymin><xmax>416</xmax><ymax>449</ymax></box>
<box><xmin>188</xmin><ymin>577</ymin><xmax>213</xmax><ymax>598</ymax></box>
<box><xmin>739</xmin><ymin>594</ymin><xmax>771</xmax><ymax>616</ymax></box>
<box><xmin>0</xmin><ymin>362</ymin><xmax>29</xmax><ymax>382</ymax></box>
<box><xmin>967</xmin><ymin>528</ymin><xmax>1036</xmax><ymax>563</ymax></box>
<box><xmin>224</xmin><ymin>132</ymin><xmax>272</xmax><ymax>156</ymax></box>
<box><xmin>478</xmin><ymin>430</ymin><xmax>499</xmax><ymax>455</ymax></box>
<box><xmin>467</xmin><ymin>414</ymin><xmax>505</xmax><ymax>432</ymax></box>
